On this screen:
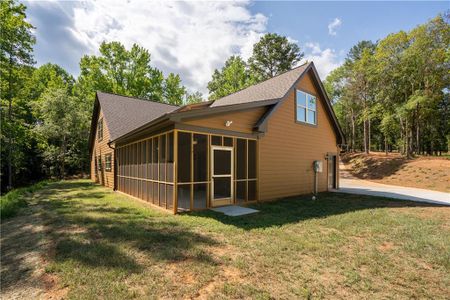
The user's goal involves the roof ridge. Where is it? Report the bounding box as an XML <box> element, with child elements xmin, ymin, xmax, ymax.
<box><xmin>211</xmin><ymin>62</ymin><xmax>310</xmax><ymax>103</ymax></box>
<box><xmin>96</xmin><ymin>91</ymin><xmax>180</xmax><ymax>107</ymax></box>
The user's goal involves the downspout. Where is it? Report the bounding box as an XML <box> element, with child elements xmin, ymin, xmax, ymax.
<box><xmin>107</xmin><ymin>141</ymin><xmax>117</xmax><ymax>191</ymax></box>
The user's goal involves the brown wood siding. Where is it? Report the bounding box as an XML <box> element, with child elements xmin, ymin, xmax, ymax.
<box><xmin>259</xmin><ymin>70</ymin><xmax>339</xmax><ymax>201</ymax></box>
<box><xmin>182</xmin><ymin>107</ymin><xmax>266</xmax><ymax>133</ymax></box>
<box><xmin>90</xmin><ymin>109</ymin><xmax>115</xmax><ymax>188</ymax></box>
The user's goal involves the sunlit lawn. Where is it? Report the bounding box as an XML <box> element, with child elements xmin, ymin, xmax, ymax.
<box><xmin>21</xmin><ymin>180</ymin><xmax>450</xmax><ymax>298</ymax></box>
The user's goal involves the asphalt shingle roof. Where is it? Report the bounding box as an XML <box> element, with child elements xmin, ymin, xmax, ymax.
<box><xmin>91</xmin><ymin>61</ymin><xmax>343</xmax><ymax>145</ymax></box>
<box><xmin>97</xmin><ymin>92</ymin><xmax>179</xmax><ymax>141</ymax></box>
<box><xmin>210</xmin><ymin>62</ymin><xmax>309</xmax><ymax>107</ymax></box>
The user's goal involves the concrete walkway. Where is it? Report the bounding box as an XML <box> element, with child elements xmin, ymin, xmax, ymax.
<box><xmin>334</xmin><ymin>162</ymin><xmax>450</xmax><ymax>206</ymax></box>
<box><xmin>211</xmin><ymin>205</ymin><xmax>259</xmax><ymax>216</ymax></box>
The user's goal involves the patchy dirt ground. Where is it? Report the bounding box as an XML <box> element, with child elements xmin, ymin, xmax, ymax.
<box><xmin>0</xmin><ymin>193</ymin><xmax>66</xmax><ymax>300</ymax></box>
<box><xmin>341</xmin><ymin>152</ymin><xmax>450</xmax><ymax>192</ymax></box>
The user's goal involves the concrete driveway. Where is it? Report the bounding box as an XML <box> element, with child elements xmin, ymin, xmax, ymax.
<box><xmin>333</xmin><ymin>161</ymin><xmax>450</xmax><ymax>206</ymax></box>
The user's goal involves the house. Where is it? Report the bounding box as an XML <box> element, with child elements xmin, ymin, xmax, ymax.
<box><xmin>89</xmin><ymin>62</ymin><xmax>344</xmax><ymax>213</ymax></box>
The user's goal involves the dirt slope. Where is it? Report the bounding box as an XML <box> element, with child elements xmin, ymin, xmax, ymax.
<box><xmin>341</xmin><ymin>152</ymin><xmax>450</xmax><ymax>193</ymax></box>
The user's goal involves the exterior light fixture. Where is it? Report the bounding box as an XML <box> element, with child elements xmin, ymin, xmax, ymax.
<box><xmin>225</xmin><ymin>120</ymin><xmax>233</xmax><ymax>127</ymax></box>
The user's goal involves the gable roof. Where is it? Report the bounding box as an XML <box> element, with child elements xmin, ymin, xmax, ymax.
<box><xmin>210</xmin><ymin>63</ymin><xmax>309</xmax><ymax>107</ymax></box>
<box><xmin>89</xmin><ymin>62</ymin><xmax>344</xmax><ymax>146</ymax></box>
<box><xmin>177</xmin><ymin>62</ymin><xmax>344</xmax><ymax>144</ymax></box>
<box><xmin>88</xmin><ymin>92</ymin><xmax>178</xmax><ymax>152</ymax></box>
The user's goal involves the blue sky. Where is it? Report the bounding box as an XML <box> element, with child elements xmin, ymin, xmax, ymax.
<box><xmin>251</xmin><ymin>1</ymin><xmax>447</xmax><ymax>50</ymax></box>
<box><xmin>24</xmin><ymin>1</ymin><xmax>448</xmax><ymax>94</ymax></box>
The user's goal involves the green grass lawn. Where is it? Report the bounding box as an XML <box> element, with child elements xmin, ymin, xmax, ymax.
<box><xmin>6</xmin><ymin>180</ymin><xmax>450</xmax><ymax>299</ymax></box>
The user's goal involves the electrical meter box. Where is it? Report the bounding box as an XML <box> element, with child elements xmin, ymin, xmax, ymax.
<box><xmin>313</xmin><ymin>160</ymin><xmax>323</xmax><ymax>173</ymax></box>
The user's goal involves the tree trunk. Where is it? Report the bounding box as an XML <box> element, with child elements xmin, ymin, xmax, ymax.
<box><xmin>406</xmin><ymin>119</ymin><xmax>412</xmax><ymax>159</ymax></box>
<box><xmin>363</xmin><ymin>118</ymin><xmax>369</xmax><ymax>154</ymax></box>
<box><xmin>385</xmin><ymin>135</ymin><xmax>388</xmax><ymax>156</ymax></box>
<box><xmin>416</xmin><ymin>110</ymin><xmax>420</xmax><ymax>155</ymax></box>
<box><xmin>7</xmin><ymin>55</ymin><xmax>13</xmax><ymax>190</ymax></box>
<box><xmin>368</xmin><ymin>117</ymin><xmax>371</xmax><ymax>153</ymax></box>
<box><xmin>351</xmin><ymin>110</ymin><xmax>356</xmax><ymax>152</ymax></box>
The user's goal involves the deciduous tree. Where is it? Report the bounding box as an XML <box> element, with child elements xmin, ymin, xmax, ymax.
<box><xmin>249</xmin><ymin>33</ymin><xmax>303</xmax><ymax>80</ymax></box>
<box><xmin>0</xmin><ymin>0</ymin><xmax>35</xmax><ymax>190</ymax></box>
<box><xmin>207</xmin><ymin>56</ymin><xmax>254</xmax><ymax>100</ymax></box>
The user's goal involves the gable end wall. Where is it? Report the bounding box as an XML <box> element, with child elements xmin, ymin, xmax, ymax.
<box><xmin>90</xmin><ymin>108</ymin><xmax>115</xmax><ymax>188</ymax></box>
<box><xmin>259</xmin><ymin>70</ymin><xmax>339</xmax><ymax>201</ymax></box>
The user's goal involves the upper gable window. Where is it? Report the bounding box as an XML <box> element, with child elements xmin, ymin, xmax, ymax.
<box><xmin>97</xmin><ymin>118</ymin><xmax>103</xmax><ymax>141</ymax></box>
<box><xmin>296</xmin><ymin>90</ymin><xmax>317</xmax><ymax>125</ymax></box>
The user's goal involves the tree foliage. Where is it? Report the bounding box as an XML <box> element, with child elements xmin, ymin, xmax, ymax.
<box><xmin>164</xmin><ymin>73</ymin><xmax>186</xmax><ymax>105</ymax></box>
<box><xmin>32</xmin><ymin>89</ymin><xmax>89</xmax><ymax>177</ymax></box>
<box><xmin>0</xmin><ymin>3</ymin><xmax>195</xmax><ymax>192</ymax></box>
<box><xmin>0</xmin><ymin>0</ymin><xmax>36</xmax><ymax>190</ymax></box>
<box><xmin>207</xmin><ymin>34</ymin><xmax>304</xmax><ymax>99</ymax></box>
<box><xmin>249</xmin><ymin>33</ymin><xmax>303</xmax><ymax>81</ymax></box>
<box><xmin>207</xmin><ymin>56</ymin><xmax>254</xmax><ymax>100</ymax></box>
<box><xmin>76</xmin><ymin>41</ymin><xmax>167</xmax><ymax>102</ymax></box>
<box><xmin>185</xmin><ymin>91</ymin><xmax>203</xmax><ymax>104</ymax></box>
<box><xmin>325</xmin><ymin>15</ymin><xmax>450</xmax><ymax>156</ymax></box>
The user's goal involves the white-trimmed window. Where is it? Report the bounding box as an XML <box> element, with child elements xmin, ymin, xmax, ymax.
<box><xmin>296</xmin><ymin>90</ymin><xmax>317</xmax><ymax>125</ymax></box>
<box><xmin>105</xmin><ymin>153</ymin><xmax>112</xmax><ymax>172</ymax></box>
<box><xmin>97</xmin><ymin>118</ymin><xmax>103</xmax><ymax>141</ymax></box>
<box><xmin>97</xmin><ymin>156</ymin><xmax>102</xmax><ymax>171</ymax></box>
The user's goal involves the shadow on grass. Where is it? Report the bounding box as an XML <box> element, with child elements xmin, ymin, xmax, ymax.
<box><xmin>1</xmin><ymin>180</ymin><xmax>218</xmax><ymax>290</ymax></box>
<box><xmin>189</xmin><ymin>192</ymin><xmax>444</xmax><ymax>230</ymax></box>
<box><xmin>2</xmin><ymin>180</ymin><xmax>444</xmax><ymax>291</ymax></box>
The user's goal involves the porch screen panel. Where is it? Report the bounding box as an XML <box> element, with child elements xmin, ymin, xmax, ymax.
<box><xmin>236</xmin><ymin>181</ymin><xmax>246</xmax><ymax>204</ymax></box>
<box><xmin>248</xmin><ymin>181</ymin><xmax>256</xmax><ymax>201</ymax></box>
<box><xmin>177</xmin><ymin>132</ymin><xmax>191</xmax><ymax>183</ymax></box>
<box><xmin>159</xmin><ymin>135</ymin><xmax>166</xmax><ymax>181</ymax></box>
<box><xmin>236</xmin><ymin>139</ymin><xmax>246</xmax><ymax>179</ymax></box>
<box><xmin>193</xmin><ymin>134</ymin><xmax>207</xmax><ymax>182</ymax></box>
<box><xmin>159</xmin><ymin>183</ymin><xmax>166</xmax><ymax>207</ymax></box>
<box><xmin>193</xmin><ymin>184</ymin><xmax>207</xmax><ymax>209</ymax></box>
<box><xmin>153</xmin><ymin>182</ymin><xmax>158</xmax><ymax>205</ymax></box>
<box><xmin>224</xmin><ymin>137</ymin><xmax>233</xmax><ymax>147</ymax></box>
<box><xmin>177</xmin><ymin>185</ymin><xmax>190</xmax><ymax>211</ymax></box>
<box><xmin>152</xmin><ymin>137</ymin><xmax>159</xmax><ymax>180</ymax></box>
<box><xmin>166</xmin><ymin>185</ymin><xmax>173</xmax><ymax>209</ymax></box>
<box><xmin>137</xmin><ymin>142</ymin><xmax>141</xmax><ymax>178</ymax></box>
<box><xmin>142</xmin><ymin>181</ymin><xmax>147</xmax><ymax>202</ymax></box>
<box><xmin>248</xmin><ymin>140</ymin><xmax>257</xmax><ymax>179</ymax></box>
<box><xmin>167</xmin><ymin>132</ymin><xmax>174</xmax><ymax>182</ymax></box>
<box><xmin>127</xmin><ymin>145</ymin><xmax>131</xmax><ymax>177</ymax></box>
<box><xmin>211</xmin><ymin>135</ymin><xmax>221</xmax><ymax>146</ymax></box>
<box><xmin>142</xmin><ymin>141</ymin><xmax>147</xmax><ymax>179</ymax></box>
<box><xmin>235</xmin><ymin>138</ymin><xmax>257</xmax><ymax>202</ymax></box>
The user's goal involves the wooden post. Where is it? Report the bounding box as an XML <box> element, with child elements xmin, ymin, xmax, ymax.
<box><xmin>190</xmin><ymin>133</ymin><xmax>194</xmax><ymax>210</ymax></box>
<box><xmin>173</xmin><ymin>130</ymin><xmax>178</xmax><ymax>214</ymax></box>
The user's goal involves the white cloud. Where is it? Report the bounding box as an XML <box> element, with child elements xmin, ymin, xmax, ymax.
<box><xmin>301</xmin><ymin>42</ymin><xmax>343</xmax><ymax>79</ymax></box>
<box><xmin>65</xmin><ymin>0</ymin><xmax>267</xmax><ymax>94</ymax></box>
<box><xmin>328</xmin><ymin>18</ymin><xmax>342</xmax><ymax>36</ymax></box>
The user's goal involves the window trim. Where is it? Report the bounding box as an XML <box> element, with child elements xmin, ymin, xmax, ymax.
<box><xmin>105</xmin><ymin>153</ymin><xmax>112</xmax><ymax>172</ymax></box>
<box><xmin>97</xmin><ymin>155</ymin><xmax>102</xmax><ymax>171</ymax></box>
<box><xmin>295</xmin><ymin>89</ymin><xmax>318</xmax><ymax>126</ymax></box>
<box><xmin>97</xmin><ymin>118</ymin><xmax>103</xmax><ymax>141</ymax></box>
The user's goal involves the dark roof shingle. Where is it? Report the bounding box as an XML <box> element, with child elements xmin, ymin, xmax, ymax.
<box><xmin>210</xmin><ymin>63</ymin><xmax>309</xmax><ymax>107</ymax></box>
<box><xmin>97</xmin><ymin>92</ymin><xmax>178</xmax><ymax>141</ymax></box>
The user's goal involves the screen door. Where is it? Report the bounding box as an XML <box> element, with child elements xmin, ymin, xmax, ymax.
<box><xmin>211</xmin><ymin>146</ymin><xmax>233</xmax><ymax>206</ymax></box>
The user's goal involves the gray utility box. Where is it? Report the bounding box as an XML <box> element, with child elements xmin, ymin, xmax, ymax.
<box><xmin>313</xmin><ymin>160</ymin><xmax>323</xmax><ymax>173</ymax></box>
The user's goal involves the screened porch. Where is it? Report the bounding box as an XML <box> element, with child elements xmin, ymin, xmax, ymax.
<box><xmin>115</xmin><ymin>130</ymin><xmax>258</xmax><ymax>213</ymax></box>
